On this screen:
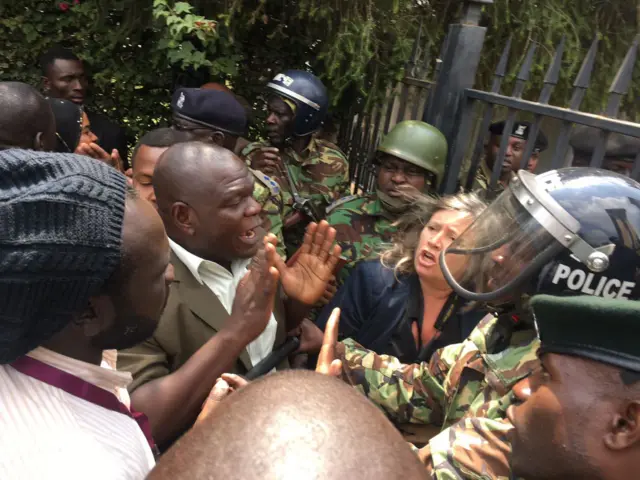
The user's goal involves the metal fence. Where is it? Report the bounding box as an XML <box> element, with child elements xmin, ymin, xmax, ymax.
<box><xmin>338</xmin><ymin>0</ymin><xmax>640</xmax><ymax>198</ymax></box>
<box><xmin>338</xmin><ymin>23</ymin><xmax>441</xmax><ymax>194</ymax></box>
<box><xmin>442</xmin><ymin>35</ymin><xmax>640</xmax><ymax>194</ymax></box>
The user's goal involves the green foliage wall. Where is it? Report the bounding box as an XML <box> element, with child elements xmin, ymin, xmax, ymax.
<box><xmin>1</xmin><ymin>0</ymin><xmax>638</xmax><ymax>151</ymax></box>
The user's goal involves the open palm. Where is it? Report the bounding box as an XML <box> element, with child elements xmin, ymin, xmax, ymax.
<box><xmin>270</xmin><ymin>221</ymin><xmax>342</xmax><ymax>305</ymax></box>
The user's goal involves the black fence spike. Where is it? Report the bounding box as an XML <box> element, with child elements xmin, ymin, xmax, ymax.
<box><xmin>544</xmin><ymin>35</ymin><xmax>565</xmax><ymax>85</ymax></box>
<box><xmin>495</xmin><ymin>36</ymin><xmax>512</xmax><ymax>78</ymax></box>
<box><xmin>573</xmin><ymin>36</ymin><xmax>599</xmax><ymax>89</ymax></box>
<box><xmin>516</xmin><ymin>41</ymin><xmax>538</xmax><ymax>82</ymax></box>
<box><xmin>609</xmin><ymin>35</ymin><xmax>639</xmax><ymax>95</ymax></box>
<box><xmin>538</xmin><ymin>36</ymin><xmax>566</xmax><ymax>104</ymax></box>
<box><xmin>513</xmin><ymin>42</ymin><xmax>537</xmax><ymax>98</ymax></box>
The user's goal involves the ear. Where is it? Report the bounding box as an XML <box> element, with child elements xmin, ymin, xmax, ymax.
<box><xmin>79</xmin><ymin>295</ymin><xmax>115</xmax><ymax>339</ymax></box>
<box><xmin>604</xmin><ymin>401</ymin><xmax>640</xmax><ymax>450</ymax></box>
<box><xmin>211</xmin><ymin>131</ymin><xmax>225</xmax><ymax>147</ymax></box>
<box><xmin>34</xmin><ymin>132</ymin><xmax>45</xmax><ymax>151</ymax></box>
<box><xmin>171</xmin><ymin>201</ymin><xmax>196</xmax><ymax>236</ymax></box>
<box><xmin>42</xmin><ymin>76</ymin><xmax>51</xmax><ymax>94</ymax></box>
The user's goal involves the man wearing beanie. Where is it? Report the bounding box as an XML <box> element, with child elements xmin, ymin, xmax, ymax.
<box><xmin>509</xmin><ymin>295</ymin><xmax>640</xmax><ymax>480</ymax></box>
<box><xmin>0</xmin><ymin>150</ymin><xmax>174</xmax><ymax>479</ymax></box>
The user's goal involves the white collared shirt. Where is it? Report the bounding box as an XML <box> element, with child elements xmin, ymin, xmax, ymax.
<box><xmin>0</xmin><ymin>348</ymin><xmax>155</xmax><ymax>480</ymax></box>
<box><xmin>169</xmin><ymin>239</ymin><xmax>278</xmax><ymax>368</ymax></box>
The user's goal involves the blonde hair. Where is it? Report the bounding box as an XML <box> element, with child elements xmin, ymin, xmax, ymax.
<box><xmin>380</xmin><ymin>192</ymin><xmax>487</xmax><ymax>284</ymax></box>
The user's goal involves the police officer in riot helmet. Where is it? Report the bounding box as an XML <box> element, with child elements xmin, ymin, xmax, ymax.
<box><xmin>440</xmin><ymin>167</ymin><xmax>640</xmax><ymax>308</ymax></box>
<box><xmin>242</xmin><ymin>70</ymin><xmax>349</xmax><ymax>256</ymax></box>
<box><xmin>316</xmin><ymin>166</ymin><xmax>640</xmax><ymax>480</ymax></box>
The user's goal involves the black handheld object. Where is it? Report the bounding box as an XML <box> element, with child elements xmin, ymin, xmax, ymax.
<box><xmin>244</xmin><ymin>336</ymin><xmax>301</xmax><ymax>381</ymax></box>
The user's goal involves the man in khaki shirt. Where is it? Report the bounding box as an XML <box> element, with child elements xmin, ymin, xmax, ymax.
<box><xmin>119</xmin><ymin>141</ymin><xmax>341</xmax><ymax>449</ymax></box>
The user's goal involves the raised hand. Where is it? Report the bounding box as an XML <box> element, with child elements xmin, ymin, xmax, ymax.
<box><xmin>316</xmin><ymin>307</ymin><xmax>343</xmax><ymax>377</ymax></box>
<box><xmin>270</xmin><ymin>221</ymin><xmax>342</xmax><ymax>306</ymax></box>
<box><xmin>249</xmin><ymin>147</ymin><xmax>282</xmax><ymax>175</ymax></box>
<box><xmin>75</xmin><ymin>143</ymin><xmax>123</xmax><ymax>171</ymax></box>
<box><xmin>228</xmin><ymin>241</ymin><xmax>280</xmax><ymax>342</ymax></box>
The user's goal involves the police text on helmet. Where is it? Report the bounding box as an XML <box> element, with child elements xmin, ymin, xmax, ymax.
<box><xmin>551</xmin><ymin>264</ymin><xmax>635</xmax><ymax>300</ymax></box>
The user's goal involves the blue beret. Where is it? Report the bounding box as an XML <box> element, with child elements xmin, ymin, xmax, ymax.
<box><xmin>532</xmin><ymin>294</ymin><xmax>640</xmax><ymax>372</ymax></box>
<box><xmin>171</xmin><ymin>88</ymin><xmax>247</xmax><ymax>137</ymax></box>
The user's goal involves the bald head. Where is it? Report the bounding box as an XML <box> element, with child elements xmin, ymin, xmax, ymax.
<box><xmin>148</xmin><ymin>371</ymin><xmax>428</xmax><ymax>480</ymax></box>
<box><xmin>154</xmin><ymin>141</ymin><xmax>263</xmax><ymax>262</ymax></box>
<box><xmin>154</xmin><ymin>141</ymin><xmax>246</xmax><ymax>211</ymax></box>
<box><xmin>0</xmin><ymin>82</ymin><xmax>56</xmax><ymax>151</ymax></box>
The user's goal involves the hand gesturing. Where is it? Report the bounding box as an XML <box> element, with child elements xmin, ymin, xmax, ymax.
<box><xmin>315</xmin><ymin>307</ymin><xmax>343</xmax><ymax>377</ymax></box>
<box><xmin>229</xmin><ymin>241</ymin><xmax>280</xmax><ymax>342</ymax></box>
<box><xmin>269</xmin><ymin>221</ymin><xmax>342</xmax><ymax>306</ymax></box>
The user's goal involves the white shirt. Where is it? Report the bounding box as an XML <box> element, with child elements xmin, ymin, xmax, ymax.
<box><xmin>0</xmin><ymin>348</ymin><xmax>155</xmax><ymax>480</ymax></box>
<box><xmin>170</xmin><ymin>239</ymin><xmax>278</xmax><ymax>368</ymax></box>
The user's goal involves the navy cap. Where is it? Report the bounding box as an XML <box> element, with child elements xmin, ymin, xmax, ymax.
<box><xmin>171</xmin><ymin>88</ymin><xmax>247</xmax><ymax>137</ymax></box>
<box><xmin>489</xmin><ymin>121</ymin><xmax>549</xmax><ymax>152</ymax></box>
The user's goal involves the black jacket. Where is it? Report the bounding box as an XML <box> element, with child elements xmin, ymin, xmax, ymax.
<box><xmin>316</xmin><ymin>260</ymin><xmax>485</xmax><ymax>363</ymax></box>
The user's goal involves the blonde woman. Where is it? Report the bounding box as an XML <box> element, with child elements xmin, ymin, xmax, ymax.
<box><xmin>315</xmin><ymin>192</ymin><xmax>487</xmax><ymax>363</ymax></box>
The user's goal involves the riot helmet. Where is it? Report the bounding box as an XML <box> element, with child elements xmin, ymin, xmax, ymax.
<box><xmin>265</xmin><ymin>70</ymin><xmax>329</xmax><ymax>137</ymax></box>
<box><xmin>440</xmin><ymin>168</ymin><xmax>640</xmax><ymax>304</ymax></box>
<box><xmin>376</xmin><ymin>121</ymin><xmax>448</xmax><ymax>189</ymax></box>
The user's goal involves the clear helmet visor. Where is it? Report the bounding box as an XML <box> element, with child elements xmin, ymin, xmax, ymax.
<box><xmin>440</xmin><ymin>186</ymin><xmax>565</xmax><ymax>303</ymax></box>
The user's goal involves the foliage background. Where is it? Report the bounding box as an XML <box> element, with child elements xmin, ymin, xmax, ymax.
<box><xmin>0</xmin><ymin>0</ymin><xmax>638</xmax><ymax>153</ymax></box>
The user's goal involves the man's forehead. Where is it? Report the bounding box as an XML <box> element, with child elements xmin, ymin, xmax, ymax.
<box><xmin>51</xmin><ymin>58</ymin><xmax>84</xmax><ymax>75</ymax></box>
<box><xmin>379</xmin><ymin>153</ymin><xmax>409</xmax><ymax>165</ymax></box>
<box><xmin>267</xmin><ymin>96</ymin><xmax>289</xmax><ymax>109</ymax></box>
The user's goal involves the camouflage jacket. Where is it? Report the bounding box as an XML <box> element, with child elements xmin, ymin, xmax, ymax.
<box><xmin>471</xmin><ymin>162</ymin><xmax>510</xmax><ymax>202</ymax></box>
<box><xmin>242</xmin><ymin>137</ymin><xmax>350</xmax><ymax>220</ymax></box>
<box><xmin>425</xmin><ymin>416</ymin><xmax>515</xmax><ymax>480</ymax></box>
<box><xmin>339</xmin><ymin>314</ymin><xmax>539</xmax><ymax>430</ymax></box>
<box><xmin>325</xmin><ymin>193</ymin><xmax>398</xmax><ymax>285</ymax></box>
<box><xmin>251</xmin><ymin>168</ymin><xmax>286</xmax><ymax>259</ymax></box>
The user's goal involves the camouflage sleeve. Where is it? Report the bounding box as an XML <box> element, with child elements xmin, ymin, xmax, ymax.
<box><xmin>425</xmin><ymin>417</ymin><xmax>514</xmax><ymax>480</ymax></box>
<box><xmin>240</xmin><ymin>141</ymin><xmax>264</xmax><ymax>162</ymax></box>
<box><xmin>305</xmin><ymin>149</ymin><xmax>350</xmax><ymax>209</ymax></box>
<box><xmin>340</xmin><ymin>338</ymin><xmax>452</xmax><ymax>425</ymax></box>
<box><xmin>253</xmin><ymin>181</ymin><xmax>287</xmax><ymax>259</ymax></box>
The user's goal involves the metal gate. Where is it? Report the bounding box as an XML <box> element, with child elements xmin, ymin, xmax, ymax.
<box><xmin>338</xmin><ymin>22</ymin><xmax>441</xmax><ymax>194</ymax></box>
<box><xmin>339</xmin><ymin>0</ymin><xmax>640</xmax><ymax>196</ymax></box>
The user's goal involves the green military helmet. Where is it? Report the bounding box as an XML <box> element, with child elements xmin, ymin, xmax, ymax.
<box><xmin>377</xmin><ymin>120</ymin><xmax>448</xmax><ymax>187</ymax></box>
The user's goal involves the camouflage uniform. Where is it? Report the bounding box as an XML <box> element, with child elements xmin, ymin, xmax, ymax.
<box><xmin>339</xmin><ymin>314</ymin><xmax>540</xmax><ymax>478</ymax></box>
<box><xmin>325</xmin><ymin>193</ymin><xmax>398</xmax><ymax>285</ymax></box>
<box><xmin>243</xmin><ymin>138</ymin><xmax>349</xmax><ymax>254</ymax></box>
<box><xmin>251</xmin><ymin>168</ymin><xmax>286</xmax><ymax>259</ymax></box>
<box><xmin>471</xmin><ymin>162</ymin><xmax>508</xmax><ymax>202</ymax></box>
<box><xmin>424</xmin><ymin>417</ymin><xmax>514</xmax><ymax>479</ymax></box>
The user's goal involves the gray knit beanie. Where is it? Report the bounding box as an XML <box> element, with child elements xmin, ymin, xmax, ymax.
<box><xmin>0</xmin><ymin>149</ymin><xmax>126</xmax><ymax>363</ymax></box>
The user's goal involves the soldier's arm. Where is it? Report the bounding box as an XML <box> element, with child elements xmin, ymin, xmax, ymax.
<box><xmin>423</xmin><ymin>416</ymin><xmax>514</xmax><ymax>480</ymax></box>
<box><xmin>306</xmin><ymin>149</ymin><xmax>351</xmax><ymax>211</ymax></box>
<box><xmin>338</xmin><ymin>338</ymin><xmax>463</xmax><ymax>425</ymax></box>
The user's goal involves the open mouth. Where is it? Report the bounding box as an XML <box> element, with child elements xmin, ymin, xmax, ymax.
<box><xmin>420</xmin><ymin>250</ymin><xmax>437</xmax><ymax>267</ymax></box>
<box><xmin>240</xmin><ymin>228</ymin><xmax>258</xmax><ymax>242</ymax></box>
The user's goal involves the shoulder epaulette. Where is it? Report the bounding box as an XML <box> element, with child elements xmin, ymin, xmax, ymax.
<box><xmin>326</xmin><ymin>194</ymin><xmax>360</xmax><ymax>214</ymax></box>
<box><xmin>250</xmin><ymin>168</ymin><xmax>280</xmax><ymax>196</ymax></box>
